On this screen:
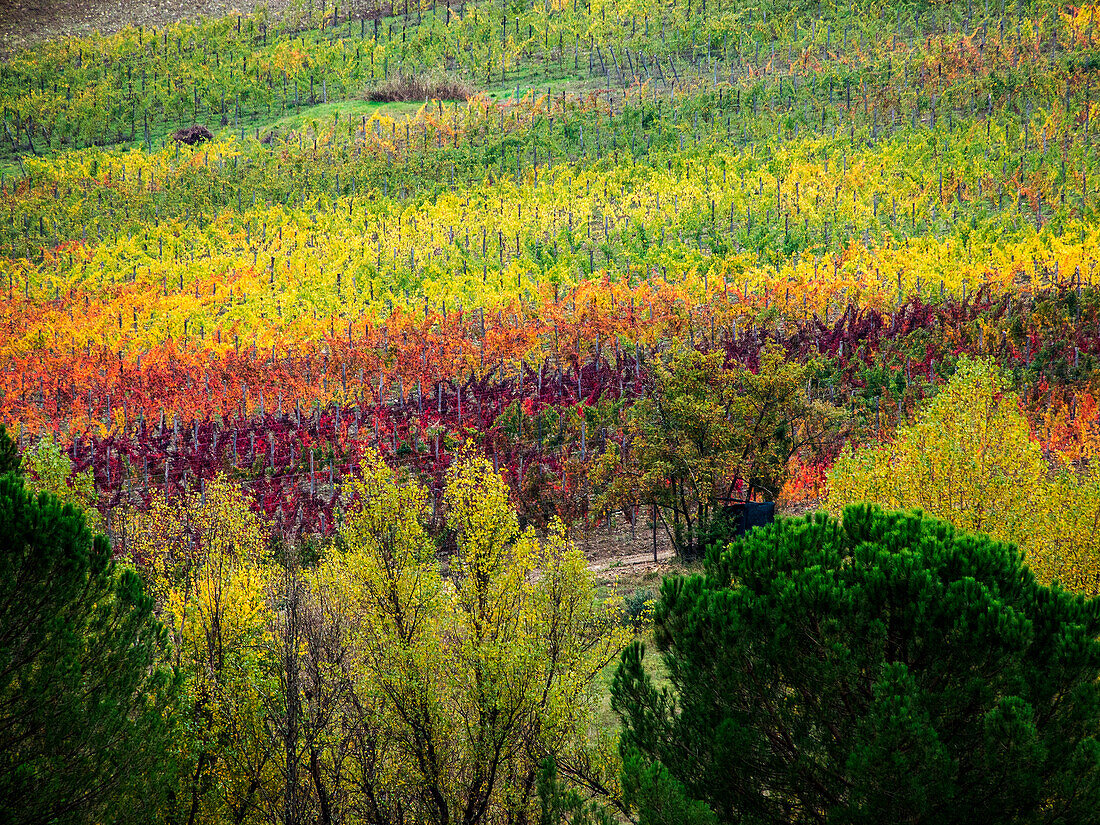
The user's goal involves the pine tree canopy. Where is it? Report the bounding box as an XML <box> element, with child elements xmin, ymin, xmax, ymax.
<box><xmin>0</xmin><ymin>472</ymin><xmax>178</xmax><ymax>825</ymax></box>
<box><xmin>612</xmin><ymin>505</ymin><xmax>1100</xmax><ymax>825</ymax></box>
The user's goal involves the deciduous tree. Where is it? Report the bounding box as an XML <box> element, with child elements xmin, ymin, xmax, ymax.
<box><xmin>323</xmin><ymin>450</ymin><xmax>630</xmax><ymax>824</ymax></box>
<box><xmin>124</xmin><ymin>475</ymin><xmax>280</xmax><ymax>825</ymax></box>
<box><xmin>828</xmin><ymin>357</ymin><xmax>1100</xmax><ymax>594</ymax></box>
<box><xmin>22</xmin><ymin>432</ymin><xmax>100</xmax><ymax>529</ymax></box>
<box><xmin>592</xmin><ymin>345</ymin><xmax>840</xmax><ymax>558</ymax></box>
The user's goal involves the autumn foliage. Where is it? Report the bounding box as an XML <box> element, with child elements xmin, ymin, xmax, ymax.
<box><xmin>829</xmin><ymin>359</ymin><xmax>1100</xmax><ymax>595</ymax></box>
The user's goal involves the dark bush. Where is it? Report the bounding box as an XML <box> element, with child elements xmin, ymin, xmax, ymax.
<box><xmin>173</xmin><ymin>124</ymin><xmax>213</xmax><ymax>145</ymax></box>
<box><xmin>0</xmin><ymin>424</ymin><xmax>18</xmax><ymax>476</ymax></box>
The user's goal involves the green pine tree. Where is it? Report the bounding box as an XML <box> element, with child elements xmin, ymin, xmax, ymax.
<box><xmin>0</xmin><ymin>472</ymin><xmax>179</xmax><ymax>824</ymax></box>
<box><xmin>0</xmin><ymin>423</ymin><xmax>19</xmax><ymax>476</ymax></box>
<box><xmin>612</xmin><ymin>505</ymin><xmax>1100</xmax><ymax>824</ymax></box>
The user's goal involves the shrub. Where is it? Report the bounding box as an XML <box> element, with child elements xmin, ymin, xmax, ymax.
<box><xmin>0</xmin><ymin>423</ymin><xmax>18</xmax><ymax>476</ymax></box>
<box><xmin>363</xmin><ymin>71</ymin><xmax>474</xmax><ymax>102</ymax></box>
<box><xmin>621</xmin><ymin>586</ymin><xmax>657</xmax><ymax>631</ymax></box>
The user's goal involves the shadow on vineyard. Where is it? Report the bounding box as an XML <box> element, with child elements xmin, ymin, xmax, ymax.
<box><xmin>3</xmin><ymin>0</ymin><xmax>1100</xmax><ymax>819</ymax></box>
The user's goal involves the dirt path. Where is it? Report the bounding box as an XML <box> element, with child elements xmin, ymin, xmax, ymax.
<box><xmin>575</xmin><ymin>520</ymin><xmax>678</xmax><ymax>592</ymax></box>
<box><xmin>587</xmin><ymin>546</ymin><xmax>675</xmax><ymax>582</ymax></box>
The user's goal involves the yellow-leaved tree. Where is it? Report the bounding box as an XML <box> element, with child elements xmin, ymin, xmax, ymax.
<box><xmin>828</xmin><ymin>357</ymin><xmax>1100</xmax><ymax>594</ymax></box>
<box><xmin>122</xmin><ymin>475</ymin><xmax>280</xmax><ymax>825</ymax></box>
<box><xmin>321</xmin><ymin>450</ymin><xmax>631</xmax><ymax>825</ymax></box>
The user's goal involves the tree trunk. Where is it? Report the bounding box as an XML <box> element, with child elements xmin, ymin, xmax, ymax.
<box><xmin>284</xmin><ymin>578</ymin><xmax>301</xmax><ymax>825</ymax></box>
<box><xmin>309</xmin><ymin>746</ymin><xmax>332</xmax><ymax>825</ymax></box>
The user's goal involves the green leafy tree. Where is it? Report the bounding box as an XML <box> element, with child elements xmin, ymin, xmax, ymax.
<box><xmin>592</xmin><ymin>345</ymin><xmax>841</xmax><ymax>558</ymax></box>
<box><xmin>123</xmin><ymin>475</ymin><xmax>280</xmax><ymax>825</ymax></box>
<box><xmin>827</xmin><ymin>357</ymin><xmax>1039</xmax><ymax>550</ymax></box>
<box><xmin>612</xmin><ymin>505</ymin><xmax>1100</xmax><ymax>824</ymax></box>
<box><xmin>22</xmin><ymin>432</ymin><xmax>100</xmax><ymax>529</ymax></box>
<box><xmin>0</xmin><ymin>473</ymin><xmax>179</xmax><ymax>825</ymax></box>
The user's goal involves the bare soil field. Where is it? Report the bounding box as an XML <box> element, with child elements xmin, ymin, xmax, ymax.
<box><xmin>0</xmin><ymin>0</ymin><xmax>251</xmax><ymax>53</ymax></box>
<box><xmin>0</xmin><ymin>0</ymin><xmax>411</xmax><ymax>55</ymax></box>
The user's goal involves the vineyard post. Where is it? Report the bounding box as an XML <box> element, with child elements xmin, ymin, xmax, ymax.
<box><xmin>652</xmin><ymin>503</ymin><xmax>657</xmax><ymax>562</ymax></box>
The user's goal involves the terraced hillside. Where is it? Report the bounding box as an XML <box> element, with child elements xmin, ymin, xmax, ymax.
<box><xmin>1</xmin><ymin>0</ymin><xmax>1098</xmax><ymax>543</ymax></box>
